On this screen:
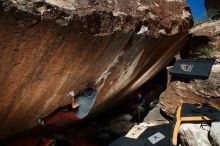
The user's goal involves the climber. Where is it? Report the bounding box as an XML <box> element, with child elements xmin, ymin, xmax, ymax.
<box><xmin>37</xmin><ymin>83</ymin><xmax>98</xmax><ymax>126</ymax></box>
<box><xmin>130</xmin><ymin>92</ymin><xmax>147</xmax><ymax>122</ymax></box>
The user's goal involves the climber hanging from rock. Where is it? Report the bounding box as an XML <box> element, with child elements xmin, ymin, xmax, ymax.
<box><xmin>37</xmin><ymin>82</ymin><xmax>98</xmax><ymax>126</ymax></box>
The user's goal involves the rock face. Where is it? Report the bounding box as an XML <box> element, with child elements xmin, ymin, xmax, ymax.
<box><xmin>160</xmin><ymin>65</ymin><xmax>220</xmax><ymax>116</ymax></box>
<box><xmin>179</xmin><ymin>123</ymin><xmax>212</xmax><ymax>146</ymax></box>
<box><xmin>209</xmin><ymin>122</ymin><xmax>220</xmax><ymax>146</ymax></box>
<box><xmin>179</xmin><ymin>122</ymin><xmax>220</xmax><ymax>146</ymax></box>
<box><xmin>0</xmin><ymin>0</ymin><xmax>192</xmax><ymax>36</ymax></box>
<box><xmin>205</xmin><ymin>0</ymin><xmax>220</xmax><ymax>19</ymax></box>
<box><xmin>190</xmin><ymin>21</ymin><xmax>220</xmax><ymax>50</ymax></box>
<box><xmin>0</xmin><ymin>0</ymin><xmax>192</xmax><ymax>138</ymax></box>
<box><xmin>144</xmin><ymin>105</ymin><xmax>169</xmax><ymax>126</ymax></box>
<box><xmin>180</xmin><ymin>21</ymin><xmax>220</xmax><ymax>60</ymax></box>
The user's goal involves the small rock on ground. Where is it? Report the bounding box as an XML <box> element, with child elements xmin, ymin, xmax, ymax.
<box><xmin>209</xmin><ymin>122</ymin><xmax>220</xmax><ymax>146</ymax></box>
<box><xmin>179</xmin><ymin>123</ymin><xmax>211</xmax><ymax>146</ymax></box>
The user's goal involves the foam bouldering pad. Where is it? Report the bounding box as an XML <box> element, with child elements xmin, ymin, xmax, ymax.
<box><xmin>109</xmin><ymin>123</ymin><xmax>172</xmax><ymax>146</ymax></box>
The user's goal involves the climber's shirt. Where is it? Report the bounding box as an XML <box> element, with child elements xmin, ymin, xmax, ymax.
<box><xmin>76</xmin><ymin>87</ymin><xmax>98</xmax><ymax>119</ymax></box>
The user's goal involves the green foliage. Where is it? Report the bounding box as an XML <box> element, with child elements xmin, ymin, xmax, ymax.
<box><xmin>198</xmin><ymin>45</ymin><xmax>213</xmax><ymax>57</ymax></box>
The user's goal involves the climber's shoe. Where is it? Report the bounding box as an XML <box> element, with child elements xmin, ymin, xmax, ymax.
<box><xmin>37</xmin><ymin>117</ymin><xmax>45</xmax><ymax>125</ymax></box>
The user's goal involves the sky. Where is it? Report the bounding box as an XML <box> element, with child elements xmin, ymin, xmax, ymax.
<box><xmin>187</xmin><ymin>0</ymin><xmax>208</xmax><ymax>21</ymax></box>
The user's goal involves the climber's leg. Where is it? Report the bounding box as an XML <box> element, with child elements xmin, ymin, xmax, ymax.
<box><xmin>42</xmin><ymin>111</ymin><xmax>79</xmax><ymax>126</ymax></box>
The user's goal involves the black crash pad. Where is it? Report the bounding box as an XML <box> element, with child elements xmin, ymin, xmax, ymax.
<box><xmin>109</xmin><ymin>123</ymin><xmax>172</xmax><ymax>146</ymax></box>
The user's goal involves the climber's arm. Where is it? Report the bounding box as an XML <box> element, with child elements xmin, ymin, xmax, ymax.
<box><xmin>72</xmin><ymin>96</ymin><xmax>79</xmax><ymax>109</ymax></box>
<box><xmin>67</xmin><ymin>90</ymin><xmax>79</xmax><ymax>109</ymax></box>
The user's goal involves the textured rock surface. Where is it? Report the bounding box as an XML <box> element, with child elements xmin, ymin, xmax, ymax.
<box><xmin>190</xmin><ymin>20</ymin><xmax>220</xmax><ymax>50</ymax></box>
<box><xmin>205</xmin><ymin>0</ymin><xmax>220</xmax><ymax>19</ymax></box>
<box><xmin>0</xmin><ymin>0</ymin><xmax>193</xmax><ymax>36</ymax></box>
<box><xmin>160</xmin><ymin>65</ymin><xmax>220</xmax><ymax>116</ymax></box>
<box><xmin>144</xmin><ymin>105</ymin><xmax>169</xmax><ymax>126</ymax></box>
<box><xmin>179</xmin><ymin>123</ymin><xmax>211</xmax><ymax>146</ymax></box>
<box><xmin>209</xmin><ymin>122</ymin><xmax>220</xmax><ymax>146</ymax></box>
<box><xmin>179</xmin><ymin>122</ymin><xmax>220</xmax><ymax>146</ymax></box>
<box><xmin>181</xmin><ymin>21</ymin><xmax>220</xmax><ymax>60</ymax></box>
<box><xmin>181</xmin><ymin>21</ymin><xmax>220</xmax><ymax>62</ymax></box>
<box><xmin>0</xmin><ymin>0</ymin><xmax>192</xmax><ymax>138</ymax></box>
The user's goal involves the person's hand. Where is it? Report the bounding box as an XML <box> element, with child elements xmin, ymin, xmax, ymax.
<box><xmin>67</xmin><ymin>90</ymin><xmax>75</xmax><ymax>98</ymax></box>
<box><xmin>72</xmin><ymin>96</ymin><xmax>79</xmax><ymax>109</ymax></box>
<box><xmin>72</xmin><ymin>102</ymin><xmax>79</xmax><ymax>108</ymax></box>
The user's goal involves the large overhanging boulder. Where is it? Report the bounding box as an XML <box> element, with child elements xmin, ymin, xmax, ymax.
<box><xmin>0</xmin><ymin>0</ymin><xmax>192</xmax><ymax>138</ymax></box>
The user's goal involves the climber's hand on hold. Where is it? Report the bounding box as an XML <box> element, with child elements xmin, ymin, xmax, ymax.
<box><xmin>66</xmin><ymin>90</ymin><xmax>79</xmax><ymax>108</ymax></box>
<box><xmin>67</xmin><ymin>90</ymin><xmax>75</xmax><ymax>98</ymax></box>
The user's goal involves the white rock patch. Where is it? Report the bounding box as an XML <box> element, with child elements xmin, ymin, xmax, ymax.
<box><xmin>137</xmin><ymin>25</ymin><xmax>149</xmax><ymax>35</ymax></box>
<box><xmin>181</xmin><ymin>9</ymin><xmax>191</xmax><ymax>19</ymax></box>
<box><xmin>159</xmin><ymin>29</ymin><xmax>167</xmax><ymax>35</ymax></box>
<box><xmin>210</xmin><ymin>122</ymin><xmax>220</xmax><ymax>146</ymax></box>
<box><xmin>95</xmin><ymin>51</ymin><xmax>124</xmax><ymax>91</ymax></box>
<box><xmin>45</xmin><ymin>0</ymin><xmax>77</xmax><ymax>10</ymax></box>
<box><xmin>179</xmin><ymin>123</ymin><xmax>211</xmax><ymax>146</ymax></box>
<box><xmin>137</xmin><ymin>5</ymin><xmax>149</xmax><ymax>11</ymax></box>
<box><xmin>166</xmin><ymin>0</ymin><xmax>183</xmax><ymax>2</ymax></box>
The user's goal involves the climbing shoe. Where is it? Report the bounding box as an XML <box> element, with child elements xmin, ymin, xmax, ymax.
<box><xmin>37</xmin><ymin>118</ymin><xmax>45</xmax><ymax>125</ymax></box>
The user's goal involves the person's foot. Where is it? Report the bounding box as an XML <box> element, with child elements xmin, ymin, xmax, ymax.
<box><xmin>37</xmin><ymin>118</ymin><xmax>45</xmax><ymax>125</ymax></box>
